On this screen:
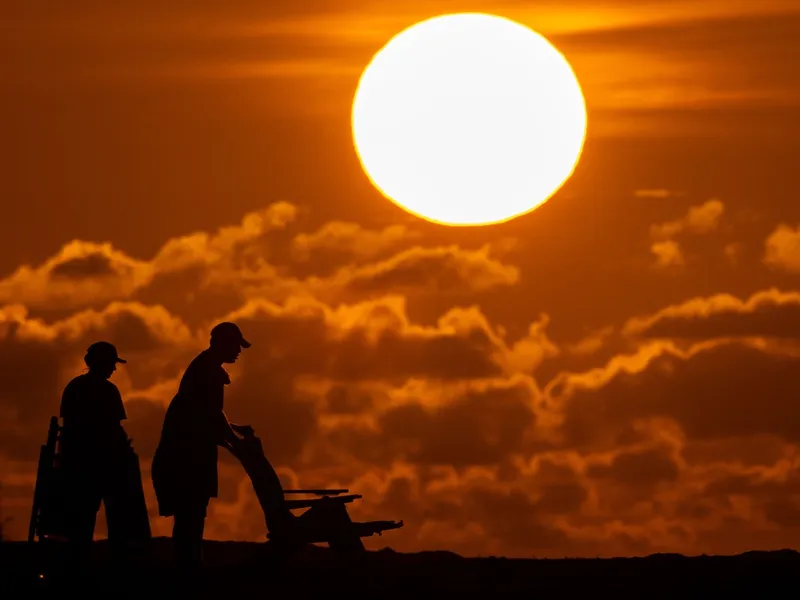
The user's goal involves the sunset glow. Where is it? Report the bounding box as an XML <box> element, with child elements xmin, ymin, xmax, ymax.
<box><xmin>3</xmin><ymin>0</ymin><xmax>800</xmax><ymax>565</ymax></box>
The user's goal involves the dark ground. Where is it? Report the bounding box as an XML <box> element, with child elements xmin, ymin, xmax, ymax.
<box><xmin>1</xmin><ymin>538</ymin><xmax>799</xmax><ymax>598</ymax></box>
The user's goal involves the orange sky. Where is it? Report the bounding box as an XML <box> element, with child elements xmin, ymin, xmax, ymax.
<box><xmin>2</xmin><ymin>0</ymin><xmax>800</xmax><ymax>557</ymax></box>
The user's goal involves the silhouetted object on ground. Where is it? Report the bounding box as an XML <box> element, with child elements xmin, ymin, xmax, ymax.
<box><xmin>231</xmin><ymin>430</ymin><xmax>403</xmax><ymax>558</ymax></box>
<box><xmin>28</xmin><ymin>415</ymin><xmax>152</xmax><ymax>537</ymax></box>
<box><xmin>151</xmin><ymin>322</ymin><xmax>254</xmax><ymax>572</ymax></box>
<box><xmin>29</xmin><ymin>417</ymin><xmax>67</xmax><ymax>543</ymax></box>
<box><xmin>104</xmin><ymin>438</ymin><xmax>152</xmax><ymax>552</ymax></box>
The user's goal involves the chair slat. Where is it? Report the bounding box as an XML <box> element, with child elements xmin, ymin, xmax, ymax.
<box><xmin>283</xmin><ymin>489</ymin><xmax>349</xmax><ymax>496</ymax></box>
<box><xmin>284</xmin><ymin>494</ymin><xmax>362</xmax><ymax>510</ymax></box>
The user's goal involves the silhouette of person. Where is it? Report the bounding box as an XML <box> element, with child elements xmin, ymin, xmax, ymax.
<box><xmin>58</xmin><ymin>341</ymin><xmax>131</xmax><ymax>569</ymax></box>
<box><xmin>151</xmin><ymin>322</ymin><xmax>253</xmax><ymax>572</ymax></box>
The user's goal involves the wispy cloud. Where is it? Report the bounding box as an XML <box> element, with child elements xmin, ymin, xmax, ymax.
<box><xmin>3</xmin><ymin>0</ymin><xmax>798</xmax><ymax>136</ymax></box>
<box><xmin>634</xmin><ymin>189</ymin><xmax>686</xmax><ymax>199</ymax></box>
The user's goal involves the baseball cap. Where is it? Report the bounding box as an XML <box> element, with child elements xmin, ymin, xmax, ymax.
<box><xmin>210</xmin><ymin>322</ymin><xmax>251</xmax><ymax>348</ymax></box>
<box><xmin>86</xmin><ymin>341</ymin><xmax>127</xmax><ymax>364</ymax></box>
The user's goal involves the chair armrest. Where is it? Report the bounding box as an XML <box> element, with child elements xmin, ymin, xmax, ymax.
<box><xmin>283</xmin><ymin>489</ymin><xmax>349</xmax><ymax>496</ymax></box>
<box><xmin>284</xmin><ymin>494</ymin><xmax>362</xmax><ymax>510</ymax></box>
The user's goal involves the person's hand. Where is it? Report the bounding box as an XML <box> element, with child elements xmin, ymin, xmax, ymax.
<box><xmin>223</xmin><ymin>437</ymin><xmax>243</xmax><ymax>456</ymax></box>
<box><xmin>231</xmin><ymin>423</ymin><xmax>254</xmax><ymax>437</ymax></box>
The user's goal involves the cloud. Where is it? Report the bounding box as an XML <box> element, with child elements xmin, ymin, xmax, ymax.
<box><xmin>563</xmin><ymin>327</ymin><xmax>616</xmax><ymax>358</ymax></box>
<box><xmin>151</xmin><ymin>201</ymin><xmax>298</xmax><ymax>274</ymax></box>
<box><xmin>623</xmin><ymin>288</ymin><xmax>800</xmax><ymax>340</ymax></box>
<box><xmin>219</xmin><ymin>295</ymin><xmax>519</xmax><ymax>383</ymax></box>
<box><xmin>587</xmin><ymin>445</ymin><xmax>681</xmax><ymax>489</ymax></box>
<box><xmin>634</xmin><ymin>189</ymin><xmax>686</xmax><ymax>199</ymax></box>
<box><xmin>321</xmin><ymin>375</ymin><xmax>542</xmax><ymax>469</ymax></box>
<box><xmin>547</xmin><ymin>339</ymin><xmax>800</xmax><ymax>448</ymax></box>
<box><xmin>764</xmin><ymin>224</ymin><xmax>800</xmax><ymax>273</ymax></box>
<box><xmin>314</xmin><ymin>244</ymin><xmax>520</xmax><ymax>299</ymax></box>
<box><xmin>650</xmin><ymin>199</ymin><xmax>725</xmax><ymax>242</ymax></box>
<box><xmin>0</xmin><ymin>242</ymin><xmax>152</xmax><ymax>311</ymax></box>
<box><xmin>648</xmin><ymin>199</ymin><xmax>725</xmax><ymax>268</ymax></box>
<box><xmin>291</xmin><ymin>221</ymin><xmax>420</xmax><ymax>263</ymax></box>
<box><xmin>0</xmin><ymin>204</ymin><xmax>520</xmax><ymax>320</ymax></box>
<box><xmin>651</xmin><ymin>240</ymin><xmax>684</xmax><ymax>268</ymax></box>
<box><xmin>231</xmin><ymin>243</ymin><xmax>521</xmax><ymax>310</ymax></box>
<box><xmin>0</xmin><ymin>202</ymin><xmax>298</xmax><ymax>312</ymax></box>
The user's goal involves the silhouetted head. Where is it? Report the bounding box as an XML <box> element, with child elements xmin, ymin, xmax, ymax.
<box><xmin>84</xmin><ymin>341</ymin><xmax>126</xmax><ymax>379</ymax></box>
<box><xmin>209</xmin><ymin>322</ymin><xmax>251</xmax><ymax>363</ymax></box>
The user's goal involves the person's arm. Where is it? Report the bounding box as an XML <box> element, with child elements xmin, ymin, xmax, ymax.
<box><xmin>216</xmin><ymin>410</ymin><xmax>240</xmax><ymax>448</ymax></box>
<box><xmin>97</xmin><ymin>384</ymin><xmax>127</xmax><ymax>442</ymax></box>
<box><xmin>206</xmin><ymin>370</ymin><xmax>251</xmax><ymax>449</ymax></box>
<box><xmin>110</xmin><ymin>386</ymin><xmax>131</xmax><ymax>449</ymax></box>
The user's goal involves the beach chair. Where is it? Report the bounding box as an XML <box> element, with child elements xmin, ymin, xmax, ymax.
<box><xmin>232</xmin><ymin>431</ymin><xmax>403</xmax><ymax>558</ymax></box>
<box><xmin>28</xmin><ymin>417</ymin><xmax>68</xmax><ymax>543</ymax></box>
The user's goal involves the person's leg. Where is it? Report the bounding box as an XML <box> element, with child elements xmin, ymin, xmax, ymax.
<box><xmin>63</xmin><ymin>492</ymin><xmax>101</xmax><ymax>583</ymax></box>
<box><xmin>70</xmin><ymin>507</ymin><xmax>98</xmax><ymax>552</ymax></box>
<box><xmin>104</xmin><ymin>494</ymin><xmax>133</xmax><ymax>576</ymax></box>
<box><xmin>172</xmin><ymin>497</ymin><xmax>208</xmax><ymax>573</ymax></box>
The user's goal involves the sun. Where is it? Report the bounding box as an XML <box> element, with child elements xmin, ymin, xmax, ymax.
<box><xmin>351</xmin><ymin>13</ymin><xmax>587</xmax><ymax>226</ymax></box>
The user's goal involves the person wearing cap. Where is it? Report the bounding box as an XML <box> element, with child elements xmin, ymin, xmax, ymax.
<box><xmin>151</xmin><ymin>321</ymin><xmax>253</xmax><ymax>572</ymax></box>
<box><xmin>59</xmin><ymin>341</ymin><xmax>132</xmax><ymax>570</ymax></box>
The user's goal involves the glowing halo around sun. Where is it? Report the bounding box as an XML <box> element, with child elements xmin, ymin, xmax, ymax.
<box><xmin>351</xmin><ymin>13</ymin><xmax>587</xmax><ymax>226</ymax></box>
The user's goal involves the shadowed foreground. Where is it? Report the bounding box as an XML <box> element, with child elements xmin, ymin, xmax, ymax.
<box><xmin>3</xmin><ymin>539</ymin><xmax>800</xmax><ymax>597</ymax></box>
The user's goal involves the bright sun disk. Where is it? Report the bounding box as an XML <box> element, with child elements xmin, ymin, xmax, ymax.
<box><xmin>352</xmin><ymin>13</ymin><xmax>587</xmax><ymax>226</ymax></box>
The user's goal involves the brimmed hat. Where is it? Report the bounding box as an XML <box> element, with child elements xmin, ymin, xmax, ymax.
<box><xmin>210</xmin><ymin>322</ymin><xmax>251</xmax><ymax>348</ymax></box>
<box><xmin>86</xmin><ymin>341</ymin><xmax>127</xmax><ymax>364</ymax></box>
